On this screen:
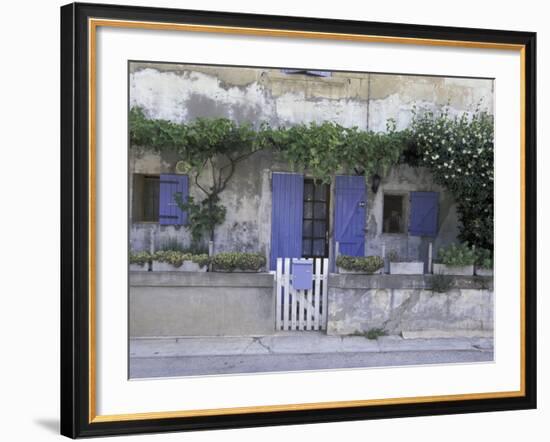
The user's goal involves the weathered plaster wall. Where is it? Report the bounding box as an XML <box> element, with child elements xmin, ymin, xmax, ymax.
<box><xmin>129</xmin><ymin>63</ymin><xmax>493</xmax><ymax>258</ymax></box>
<box><xmin>129</xmin><ymin>63</ymin><xmax>493</xmax><ymax>131</ymax></box>
<box><xmin>327</xmin><ymin>274</ymin><xmax>494</xmax><ymax>337</ymax></box>
<box><xmin>129</xmin><ymin>272</ymin><xmax>275</xmax><ymax>337</ymax></box>
<box><xmin>365</xmin><ymin>164</ymin><xmax>459</xmax><ymax>269</ymax></box>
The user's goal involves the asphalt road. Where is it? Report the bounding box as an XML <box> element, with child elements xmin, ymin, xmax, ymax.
<box><xmin>130</xmin><ymin>349</ymin><xmax>493</xmax><ymax>378</ymax></box>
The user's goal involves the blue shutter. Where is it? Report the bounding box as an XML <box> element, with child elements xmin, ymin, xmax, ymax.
<box><xmin>409</xmin><ymin>191</ymin><xmax>439</xmax><ymax>236</ymax></box>
<box><xmin>270</xmin><ymin>173</ymin><xmax>304</xmax><ymax>270</ymax></box>
<box><xmin>159</xmin><ymin>174</ymin><xmax>188</xmax><ymax>225</ymax></box>
<box><xmin>280</xmin><ymin>69</ymin><xmax>331</xmax><ymax>77</ymax></box>
<box><xmin>334</xmin><ymin>175</ymin><xmax>366</xmax><ymax>256</ymax></box>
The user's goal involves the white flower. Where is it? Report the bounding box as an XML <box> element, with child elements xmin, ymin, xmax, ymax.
<box><xmin>444</xmin><ymin>175</ymin><xmax>449</xmax><ymax>179</ymax></box>
<box><xmin>457</xmin><ymin>168</ymin><xmax>462</xmax><ymax>172</ymax></box>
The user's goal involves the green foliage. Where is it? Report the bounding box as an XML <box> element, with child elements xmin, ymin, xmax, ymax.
<box><xmin>475</xmin><ymin>248</ymin><xmax>493</xmax><ymax>269</ymax></box>
<box><xmin>366</xmin><ymin>328</ymin><xmax>388</xmax><ymax>340</ymax></box>
<box><xmin>349</xmin><ymin>328</ymin><xmax>388</xmax><ymax>339</ymax></box>
<box><xmin>336</xmin><ymin>255</ymin><xmax>384</xmax><ymax>273</ymax></box>
<box><xmin>411</xmin><ymin>105</ymin><xmax>494</xmax><ymax>250</ymax></box>
<box><xmin>129</xmin><ymin>251</ymin><xmax>151</xmax><ymax>266</ymax></box>
<box><xmin>153</xmin><ymin>250</ymin><xmax>210</xmax><ymax>268</ymax></box>
<box><xmin>130</xmin><ymin>107</ymin><xmax>259</xmax><ymax>162</ymax></box>
<box><xmin>131</xmin><ymin>106</ymin><xmax>263</xmax><ymax>245</ymax></box>
<box><xmin>174</xmin><ymin>194</ymin><xmax>226</xmax><ymax>249</ymax></box>
<box><xmin>211</xmin><ymin>252</ymin><xmax>266</xmax><ymax>272</ymax></box>
<box><xmin>259</xmin><ymin>119</ymin><xmax>408</xmax><ymax>183</ymax></box>
<box><xmin>437</xmin><ymin>243</ymin><xmax>476</xmax><ymax>266</ymax></box>
<box><xmin>131</xmin><ymin>105</ymin><xmax>494</xmax><ymax>253</ymax></box>
<box><xmin>431</xmin><ymin>274</ymin><xmax>453</xmax><ymax>293</ymax></box>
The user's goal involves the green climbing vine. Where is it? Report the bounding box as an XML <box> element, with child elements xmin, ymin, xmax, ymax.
<box><xmin>259</xmin><ymin>119</ymin><xmax>409</xmax><ymax>183</ymax></box>
<box><xmin>129</xmin><ymin>104</ymin><xmax>494</xmax><ymax>251</ymax></box>
<box><xmin>409</xmin><ymin>105</ymin><xmax>494</xmax><ymax>250</ymax></box>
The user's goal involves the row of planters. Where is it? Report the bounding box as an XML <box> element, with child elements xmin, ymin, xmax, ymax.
<box><xmin>336</xmin><ymin>243</ymin><xmax>493</xmax><ymax>276</ymax></box>
<box><xmin>129</xmin><ymin>251</ymin><xmax>266</xmax><ymax>273</ymax></box>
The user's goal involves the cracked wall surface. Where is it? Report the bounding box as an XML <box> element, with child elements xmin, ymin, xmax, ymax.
<box><xmin>327</xmin><ymin>283</ymin><xmax>493</xmax><ymax>337</ymax></box>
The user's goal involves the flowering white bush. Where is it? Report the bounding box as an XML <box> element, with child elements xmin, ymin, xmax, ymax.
<box><xmin>411</xmin><ymin>105</ymin><xmax>494</xmax><ymax>250</ymax></box>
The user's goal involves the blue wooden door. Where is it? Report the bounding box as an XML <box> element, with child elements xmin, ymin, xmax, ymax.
<box><xmin>334</xmin><ymin>175</ymin><xmax>366</xmax><ymax>256</ymax></box>
<box><xmin>270</xmin><ymin>173</ymin><xmax>304</xmax><ymax>270</ymax></box>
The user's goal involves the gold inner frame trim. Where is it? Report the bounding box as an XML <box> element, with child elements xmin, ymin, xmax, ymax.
<box><xmin>88</xmin><ymin>17</ymin><xmax>527</xmax><ymax>424</ymax></box>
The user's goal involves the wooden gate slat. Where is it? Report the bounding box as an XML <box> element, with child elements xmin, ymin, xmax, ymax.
<box><xmin>283</xmin><ymin>258</ymin><xmax>291</xmax><ymax>330</ymax></box>
<box><xmin>276</xmin><ymin>258</ymin><xmax>283</xmax><ymax>330</ymax></box>
<box><xmin>321</xmin><ymin>258</ymin><xmax>329</xmax><ymax>329</ymax></box>
<box><xmin>313</xmin><ymin>258</ymin><xmax>321</xmax><ymax>330</ymax></box>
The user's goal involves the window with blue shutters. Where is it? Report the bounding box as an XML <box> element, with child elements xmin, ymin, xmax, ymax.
<box><xmin>280</xmin><ymin>69</ymin><xmax>332</xmax><ymax>77</ymax></box>
<box><xmin>159</xmin><ymin>174</ymin><xmax>189</xmax><ymax>225</ymax></box>
<box><xmin>408</xmin><ymin>191</ymin><xmax>439</xmax><ymax>237</ymax></box>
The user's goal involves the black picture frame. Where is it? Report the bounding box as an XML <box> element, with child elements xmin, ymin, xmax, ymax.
<box><xmin>60</xmin><ymin>2</ymin><xmax>537</xmax><ymax>438</ymax></box>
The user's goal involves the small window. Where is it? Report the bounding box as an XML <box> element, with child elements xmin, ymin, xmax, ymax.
<box><xmin>280</xmin><ymin>69</ymin><xmax>332</xmax><ymax>77</ymax></box>
<box><xmin>132</xmin><ymin>174</ymin><xmax>160</xmax><ymax>222</ymax></box>
<box><xmin>383</xmin><ymin>194</ymin><xmax>405</xmax><ymax>234</ymax></box>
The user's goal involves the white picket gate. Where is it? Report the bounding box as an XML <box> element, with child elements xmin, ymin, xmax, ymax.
<box><xmin>275</xmin><ymin>258</ymin><xmax>329</xmax><ymax>331</ymax></box>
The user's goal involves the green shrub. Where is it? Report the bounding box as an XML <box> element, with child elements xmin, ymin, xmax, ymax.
<box><xmin>336</xmin><ymin>255</ymin><xmax>384</xmax><ymax>273</ymax></box>
<box><xmin>129</xmin><ymin>251</ymin><xmax>151</xmax><ymax>266</ymax></box>
<box><xmin>436</xmin><ymin>243</ymin><xmax>476</xmax><ymax>266</ymax></box>
<box><xmin>153</xmin><ymin>250</ymin><xmax>209</xmax><ymax>268</ymax></box>
<box><xmin>475</xmin><ymin>248</ymin><xmax>493</xmax><ymax>269</ymax></box>
<box><xmin>366</xmin><ymin>328</ymin><xmax>388</xmax><ymax>340</ymax></box>
<box><xmin>431</xmin><ymin>273</ymin><xmax>453</xmax><ymax>293</ymax></box>
<box><xmin>211</xmin><ymin>252</ymin><xmax>266</xmax><ymax>272</ymax></box>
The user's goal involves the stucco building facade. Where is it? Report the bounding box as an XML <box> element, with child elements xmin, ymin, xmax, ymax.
<box><xmin>129</xmin><ymin>62</ymin><xmax>494</xmax><ymax>270</ymax></box>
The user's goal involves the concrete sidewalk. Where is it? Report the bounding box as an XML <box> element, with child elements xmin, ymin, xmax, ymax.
<box><xmin>129</xmin><ymin>333</ymin><xmax>493</xmax><ymax>378</ymax></box>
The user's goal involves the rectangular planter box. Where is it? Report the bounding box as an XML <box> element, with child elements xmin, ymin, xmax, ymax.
<box><xmin>433</xmin><ymin>263</ymin><xmax>474</xmax><ymax>276</ymax></box>
<box><xmin>152</xmin><ymin>260</ymin><xmax>207</xmax><ymax>272</ymax></box>
<box><xmin>475</xmin><ymin>267</ymin><xmax>493</xmax><ymax>276</ymax></box>
<box><xmin>338</xmin><ymin>267</ymin><xmax>383</xmax><ymax>275</ymax></box>
<box><xmin>129</xmin><ymin>263</ymin><xmax>149</xmax><ymax>272</ymax></box>
<box><xmin>389</xmin><ymin>262</ymin><xmax>424</xmax><ymax>275</ymax></box>
<box><xmin>213</xmin><ymin>268</ymin><xmax>262</xmax><ymax>273</ymax></box>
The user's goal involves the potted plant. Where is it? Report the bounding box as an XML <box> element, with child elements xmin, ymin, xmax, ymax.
<box><xmin>475</xmin><ymin>248</ymin><xmax>493</xmax><ymax>276</ymax></box>
<box><xmin>433</xmin><ymin>243</ymin><xmax>475</xmax><ymax>276</ymax></box>
<box><xmin>387</xmin><ymin>250</ymin><xmax>424</xmax><ymax>275</ymax></box>
<box><xmin>129</xmin><ymin>251</ymin><xmax>151</xmax><ymax>272</ymax></box>
<box><xmin>336</xmin><ymin>255</ymin><xmax>384</xmax><ymax>274</ymax></box>
<box><xmin>211</xmin><ymin>252</ymin><xmax>266</xmax><ymax>272</ymax></box>
<box><xmin>152</xmin><ymin>250</ymin><xmax>209</xmax><ymax>272</ymax></box>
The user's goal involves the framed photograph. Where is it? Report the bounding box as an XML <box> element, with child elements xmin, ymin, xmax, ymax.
<box><xmin>60</xmin><ymin>2</ymin><xmax>537</xmax><ymax>438</ymax></box>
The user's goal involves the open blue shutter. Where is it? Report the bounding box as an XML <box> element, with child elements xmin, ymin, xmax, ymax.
<box><xmin>270</xmin><ymin>173</ymin><xmax>304</xmax><ymax>270</ymax></box>
<box><xmin>159</xmin><ymin>174</ymin><xmax>188</xmax><ymax>225</ymax></box>
<box><xmin>334</xmin><ymin>175</ymin><xmax>366</xmax><ymax>256</ymax></box>
<box><xmin>409</xmin><ymin>191</ymin><xmax>439</xmax><ymax>236</ymax></box>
